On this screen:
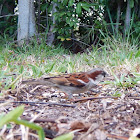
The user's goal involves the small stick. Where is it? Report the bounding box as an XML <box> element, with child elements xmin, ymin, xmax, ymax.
<box><xmin>127</xmin><ymin>97</ymin><xmax>140</xmax><ymax>100</ymax></box>
<box><xmin>21</xmin><ymin>116</ymin><xmax>56</xmax><ymax>123</ymax></box>
<box><xmin>73</xmin><ymin>96</ymin><xmax>140</xmax><ymax>103</ymax></box>
<box><xmin>107</xmin><ymin>133</ymin><xmax>129</xmax><ymax>140</ymax></box>
<box><xmin>73</xmin><ymin>96</ymin><xmax>118</xmax><ymax>103</ymax></box>
<box><xmin>0</xmin><ymin>101</ymin><xmax>76</xmax><ymax>108</ymax></box>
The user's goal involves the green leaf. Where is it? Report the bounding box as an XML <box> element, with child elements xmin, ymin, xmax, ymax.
<box><xmin>112</xmin><ymin>74</ymin><xmax>119</xmax><ymax>82</ymax></box>
<box><xmin>53</xmin><ymin>0</ymin><xmax>57</xmax><ymax>2</ymax></box>
<box><xmin>7</xmin><ymin>73</ymin><xmax>24</xmax><ymax>89</ymax></box>
<box><xmin>63</xmin><ymin>0</ymin><xmax>69</xmax><ymax>5</ymax></box>
<box><xmin>67</xmin><ymin>12</ymin><xmax>71</xmax><ymax>16</ymax></box>
<box><xmin>57</xmin><ymin>36</ymin><xmax>62</xmax><ymax>39</ymax></box>
<box><xmin>59</xmin><ymin>3</ymin><xmax>64</xmax><ymax>9</ymax></box>
<box><xmin>66</xmin><ymin>18</ymin><xmax>70</xmax><ymax>24</ymax></box>
<box><xmin>130</xmin><ymin>0</ymin><xmax>134</xmax><ymax>8</ymax></box>
<box><xmin>81</xmin><ymin>2</ymin><xmax>91</xmax><ymax>7</ymax></box>
<box><xmin>14</xmin><ymin>119</ymin><xmax>45</xmax><ymax>139</ymax></box>
<box><xmin>0</xmin><ymin>106</ymin><xmax>45</xmax><ymax>140</ymax></box>
<box><xmin>59</xmin><ymin>12</ymin><xmax>65</xmax><ymax>16</ymax></box>
<box><xmin>53</xmin><ymin>132</ymin><xmax>74</xmax><ymax>140</ymax></box>
<box><xmin>69</xmin><ymin>21</ymin><xmax>74</xmax><ymax>27</ymax></box>
<box><xmin>61</xmin><ymin>38</ymin><xmax>65</xmax><ymax>41</ymax></box>
<box><xmin>48</xmin><ymin>4</ymin><xmax>53</xmax><ymax>13</ymax></box>
<box><xmin>41</xmin><ymin>3</ymin><xmax>48</xmax><ymax>11</ymax></box>
<box><xmin>128</xmin><ymin>51</ymin><xmax>133</xmax><ymax>60</ymax></box>
<box><xmin>68</xmin><ymin>0</ymin><xmax>73</xmax><ymax>6</ymax></box>
<box><xmin>76</xmin><ymin>3</ymin><xmax>82</xmax><ymax>14</ymax></box>
<box><xmin>45</xmin><ymin>61</ymin><xmax>56</xmax><ymax>73</ymax></box>
<box><xmin>19</xmin><ymin>65</ymin><xmax>24</xmax><ymax>73</ymax></box>
<box><xmin>82</xmin><ymin>6</ymin><xmax>90</xmax><ymax>11</ymax></box>
<box><xmin>135</xmin><ymin>49</ymin><xmax>140</xmax><ymax>58</ymax></box>
<box><xmin>0</xmin><ymin>105</ymin><xmax>24</xmax><ymax>128</ymax></box>
<box><xmin>32</xmin><ymin>65</ymin><xmax>37</xmax><ymax>74</ymax></box>
<box><xmin>66</xmin><ymin>38</ymin><xmax>71</xmax><ymax>41</ymax></box>
<box><xmin>120</xmin><ymin>74</ymin><xmax>124</xmax><ymax>83</ymax></box>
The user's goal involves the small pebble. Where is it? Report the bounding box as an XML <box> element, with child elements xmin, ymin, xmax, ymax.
<box><xmin>73</xmin><ymin>94</ymin><xmax>79</xmax><ymax>97</ymax></box>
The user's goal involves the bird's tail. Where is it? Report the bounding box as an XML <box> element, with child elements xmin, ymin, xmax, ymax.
<box><xmin>22</xmin><ymin>78</ymin><xmax>48</xmax><ymax>85</ymax></box>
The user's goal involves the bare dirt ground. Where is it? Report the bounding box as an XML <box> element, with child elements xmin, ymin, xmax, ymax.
<box><xmin>0</xmin><ymin>76</ymin><xmax>140</xmax><ymax>140</ymax></box>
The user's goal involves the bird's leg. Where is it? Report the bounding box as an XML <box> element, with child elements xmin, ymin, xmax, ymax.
<box><xmin>68</xmin><ymin>93</ymin><xmax>76</xmax><ymax>102</ymax></box>
<box><xmin>62</xmin><ymin>92</ymin><xmax>75</xmax><ymax>101</ymax></box>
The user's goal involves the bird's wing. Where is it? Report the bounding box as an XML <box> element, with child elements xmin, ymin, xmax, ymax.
<box><xmin>22</xmin><ymin>79</ymin><xmax>37</xmax><ymax>84</ymax></box>
<box><xmin>44</xmin><ymin>72</ymin><xmax>90</xmax><ymax>87</ymax></box>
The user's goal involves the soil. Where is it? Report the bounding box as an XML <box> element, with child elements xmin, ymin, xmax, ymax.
<box><xmin>0</xmin><ymin>76</ymin><xmax>140</xmax><ymax>140</ymax></box>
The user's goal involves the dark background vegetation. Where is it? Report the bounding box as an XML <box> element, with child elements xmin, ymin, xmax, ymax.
<box><xmin>0</xmin><ymin>1</ymin><xmax>140</xmax><ymax>140</ymax></box>
<box><xmin>0</xmin><ymin>0</ymin><xmax>140</xmax><ymax>53</ymax></box>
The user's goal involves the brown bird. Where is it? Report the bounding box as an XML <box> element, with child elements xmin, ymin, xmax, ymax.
<box><xmin>22</xmin><ymin>68</ymin><xmax>108</xmax><ymax>99</ymax></box>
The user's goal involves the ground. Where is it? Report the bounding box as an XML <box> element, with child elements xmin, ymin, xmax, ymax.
<box><xmin>0</xmin><ymin>74</ymin><xmax>140</xmax><ymax>140</ymax></box>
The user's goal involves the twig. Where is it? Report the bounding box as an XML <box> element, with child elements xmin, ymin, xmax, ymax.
<box><xmin>70</xmin><ymin>37</ymin><xmax>91</xmax><ymax>47</ymax></box>
<box><xmin>21</xmin><ymin>116</ymin><xmax>68</xmax><ymax>124</ymax></box>
<box><xmin>21</xmin><ymin>117</ymin><xmax>56</xmax><ymax>123</ymax></box>
<box><xmin>30</xmin><ymin>85</ymin><xmax>43</xmax><ymax>93</ymax></box>
<box><xmin>107</xmin><ymin>133</ymin><xmax>129</xmax><ymax>140</ymax></box>
<box><xmin>0</xmin><ymin>14</ymin><xmax>17</xmax><ymax>18</ymax></box>
<box><xmin>73</xmin><ymin>96</ymin><xmax>140</xmax><ymax>103</ymax></box>
<box><xmin>0</xmin><ymin>101</ymin><xmax>76</xmax><ymax>108</ymax></box>
<box><xmin>127</xmin><ymin>97</ymin><xmax>140</xmax><ymax>100</ymax></box>
<box><xmin>73</xmin><ymin>96</ymin><xmax>118</xmax><ymax>103</ymax></box>
<box><xmin>37</xmin><ymin>23</ymin><xmax>46</xmax><ymax>29</ymax></box>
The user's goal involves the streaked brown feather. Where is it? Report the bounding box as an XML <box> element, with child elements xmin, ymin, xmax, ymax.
<box><xmin>88</xmin><ymin>71</ymin><xmax>102</xmax><ymax>80</ymax></box>
<box><xmin>21</xmin><ymin>68</ymin><xmax>107</xmax><ymax>99</ymax></box>
<box><xmin>44</xmin><ymin>72</ymin><xmax>89</xmax><ymax>87</ymax></box>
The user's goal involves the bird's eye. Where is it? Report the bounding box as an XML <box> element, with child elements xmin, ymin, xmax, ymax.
<box><xmin>102</xmin><ymin>71</ymin><xmax>107</xmax><ymax>77</ymax></box>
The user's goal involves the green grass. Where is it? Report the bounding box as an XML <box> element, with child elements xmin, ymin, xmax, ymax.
<box><xmin>0</xmin><ymin>35</ymin><xmax>140</xmax><ymax>91</ymax></box>
<box><xmin>0</xmin><ymin>105</ymin><xmax>74</xmax><ymax>140</ymax></box>
<box><xmin>104</xmin><ymin>73</ymin><xmax>140</xmax><ymax>89</ymax></box>
<box><xmin>0</xmin><ymin>35</ymin><xmax>139</xmax><ymax>140</ymax></box>
<box><xmin>0</xmin><ymin>106</ymin><xmax>45</xmax><ymax>140</ymax></box>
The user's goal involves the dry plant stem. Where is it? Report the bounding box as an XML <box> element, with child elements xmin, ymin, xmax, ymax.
<box><xmin>30</xmin><ymin>108</ymin><xmax>46</xmax><ymax>122</ymax></box>
<box><xmin>0</xmin><ymin>101</ymin><xmax>76</xmax><ymax>108</ymax></box>
<box><xmin>73</xmin><ymin>96</ymin><xmax>118</xmax><ymax>103</ymax></box>
<box><xmin>0</xmin><ymin>124</ymin><xmax>7</xmax><ymax>136</ymax></box>
<box><xmin>21</xmin><ymin>117</ymin><xmax>57</xmax><ymax>123</ymax></box>
<box><xmin>5</xmin><ymin>132</ymin><xmax>50</xmax><ymax>140</ymax></box>
<box><xmin>107</xmin><ymin>133</ymin><xmax>129</xmax><ymax>140</ymax></box>
<box><xmin>73</xmin><ymin>96</ymin><xmax>140</xmax><ymax>103</ymax></box>
<box><xmin>79</xmin><ymin>123</ymin><xmax>99</xmax><ymax>140</ymax></box>
<box><xmin>87</xmin><ymin>100</ymin><xmax>95</xmax><ymax>111</ymax></box>
<box><xmin>128</xmin><ymin>97</ymin><xmax>140</xmax><ymax>100</ymax></box>
<box><xmin>30</xmin><ymin>85</ymin><xmax>43</xmax><ymax>93</ymax></box>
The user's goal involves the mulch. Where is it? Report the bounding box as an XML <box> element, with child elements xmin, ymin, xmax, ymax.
<box><xmin>0</xmin><ymin>76</ymin><xmax>140</xmax><ymax>140</ymax></box>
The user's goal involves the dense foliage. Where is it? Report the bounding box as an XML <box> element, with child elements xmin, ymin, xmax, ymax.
<box><xmin>0</xmin><ymin>0</ymin><xmax>140</xmax><ymax>51</ymax></box>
